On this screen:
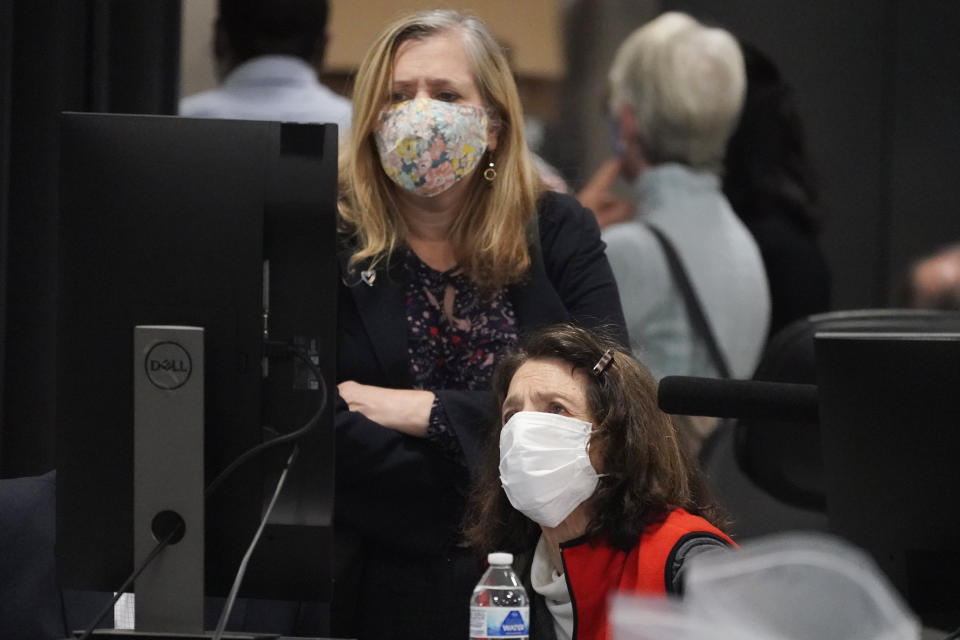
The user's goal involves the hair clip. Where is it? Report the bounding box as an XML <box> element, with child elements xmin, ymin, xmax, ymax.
<box><xmin>592</xmin><ymin>349</ymin><xmax>614</xmax><ymax>377</ymax></box>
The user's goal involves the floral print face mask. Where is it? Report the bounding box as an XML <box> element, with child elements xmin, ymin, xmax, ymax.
<box><xmin>374</xmin><ymin>97</ymin><xmax>489</xmax><ymax>197</ymax></box>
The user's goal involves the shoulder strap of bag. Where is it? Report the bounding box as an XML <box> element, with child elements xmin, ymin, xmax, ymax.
<box><xmin>645</xmin><ymin>223</ymin><xmax>732</xmax><ymax>379</ymax></box>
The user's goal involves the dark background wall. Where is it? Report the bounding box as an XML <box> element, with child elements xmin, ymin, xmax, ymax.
<box><xmin>664</xmin><ymin>0</ymin><xmax>960</xmax><ymax>310</ymax></box>
<box><xmin>1</xmin><ymin>0</ymin><xmax>11</xmax><ymax>479</ymax></box>
<box><xmin>886</xmin><ymin>1</ymin><xmax>960</xmax><ymax>295</ymax></box>
<box><xmin>0</xmin><ymin>0</ymin><xmax>181</xmax><ymax>477</ymax></box>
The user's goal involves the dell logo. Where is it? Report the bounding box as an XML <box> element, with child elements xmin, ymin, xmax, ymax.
<box><xmin>145</xmin><ymin>342</ymin><xmax>193</xmax><ymax>390</ymax></box>
<box><xmin>149</xmin><ymin>359</ymin><xmax>189</xmax><ymax>373</ymax></box>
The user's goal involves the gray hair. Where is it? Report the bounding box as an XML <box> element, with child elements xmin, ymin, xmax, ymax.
<box><xmin>608</xmin><ymin>12</ymin><xmax>745</xmax><ymax>172</ymax></box>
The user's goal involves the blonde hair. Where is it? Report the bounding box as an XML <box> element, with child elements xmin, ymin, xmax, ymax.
<box><xmin>339</xmin><ymin>9</ymin><xmax>542</xmax><ymax>288</ymax></box>
<box><xmin>608</xmin><ymin>12</ymin><xmax>745</xmax><ymax>172</ymax></box>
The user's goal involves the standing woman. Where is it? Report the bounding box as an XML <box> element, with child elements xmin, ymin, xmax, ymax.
<box><xmin>333</xmin><ymin>9</ymin><xmax>627</xmax><ymax>640</ymax></box>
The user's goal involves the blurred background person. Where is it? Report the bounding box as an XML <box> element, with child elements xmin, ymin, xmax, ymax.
<box><xmin>332</xmin><ymin>10</ymin><xmax>626</xmax><ymax>639</ymax></box>
<box><xmin>722</xmin><ymin>41</ymin><xmax>831</xmax><ymax>338</ymax></box>
<box><xmin>465</xmin><ymin>323</ymin><xmax>733</xmax><ymax>640</ymax></box>
<box><xmin>601</xmin><ymin>13</ymin><xmax>769</xmax><ymax>382</ymax></box>
<box><xmin>179</xmin><ymin>0</ymin><xmax>352</xmax><ymax>132</ymax></box>
<box><xmin>897</xmin><ymin>242</ymin><xmax>960</xmax><ymax>310</ymax></box>
<box><xmin>597</xmin><ymin>12</ymin><xmax>769</xmax><ymax>453</ymax></box>
<box><xmin>578</xmin><ymin>39</ymin><xmax>831</xmax><ymax>342</ymax></box>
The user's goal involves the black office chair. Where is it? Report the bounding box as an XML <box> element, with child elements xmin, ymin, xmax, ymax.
<box><xmin>701</xmin><ymin>308</ymin><xmax>960</xmax><ymax>538</ymax></box>
<box><xmin>736</xmin><ymin>308</ymin><xmax>960</xmax><ymax>508</ymax></box>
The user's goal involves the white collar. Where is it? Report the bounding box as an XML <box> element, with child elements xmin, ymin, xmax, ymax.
<box><xmin>531</xmin><ymin>535</ymin><xmax>574</xmax><ymax>640</ymax></box>
<box><xmin>222</xmin><ymin>55</ymin><xmax>317</xmax><ymax>88</ymax></box>
<box><xmin>531</xmin><ymin>535</ymin><xmax>569</xmax><ymax>599</ymax></box>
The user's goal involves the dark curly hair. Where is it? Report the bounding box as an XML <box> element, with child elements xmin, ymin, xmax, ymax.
<box><xmin>462</xmin><ymin>323</ymin><xmax>728</xmax><ymax>554</ymax></box>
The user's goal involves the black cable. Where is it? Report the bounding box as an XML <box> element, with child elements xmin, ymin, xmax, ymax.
<box><xmin>77</xmin><ymin>523</ymin><xmax>184</xmax><ymax>639</ymax></box>
<box><xmin>75</xmin><ymin>341</ymin><xmax>327</xmax><ymax>638</ymax></box>
<box><xmin>205</xmin><ymin>342</ymin><xmax>327</xmax><ymax>498</ymax></box>
<box><xmin>212</xmin><ymin>445</ymin><xmax>300</xmax><ymax>640</ymax></box>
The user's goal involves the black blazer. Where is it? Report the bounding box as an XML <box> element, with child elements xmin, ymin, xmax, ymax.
<box><xmin>334</xmin><ymin>191</ymin><xmax>627</xmax><ymax>555</ymax></box>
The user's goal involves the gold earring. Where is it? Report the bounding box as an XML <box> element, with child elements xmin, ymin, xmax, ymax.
<box><xmin>483</xmin><ymin>161</ymin><xmax>496</xmax><ymax>182</ymax></box>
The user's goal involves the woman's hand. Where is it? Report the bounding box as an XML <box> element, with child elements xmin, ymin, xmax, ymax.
<box><xmin>338</xmin><ymin>381</ymin><xmax>435</xmax><ymax>437</ymax></box>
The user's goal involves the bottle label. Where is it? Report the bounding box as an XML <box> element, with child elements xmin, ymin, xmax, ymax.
<box><xmin>469</xmin><ymin>606</ymin><xmax>530</xmax><ymax>637</ymax></box>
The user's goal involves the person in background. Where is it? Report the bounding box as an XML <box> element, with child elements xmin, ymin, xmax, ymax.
<box><xmin>898</xmin><ymin>243</ymin><xmax>960</xmax><ymax>310</ymax></box>
<box><xmin>722</xmin><ymin>41</ymin><xmax>831</xmax><ymax>338</ymax></box>
<box><xmin>179</xmin><ymin>0</ymin><xmax>352</xmax><ymax>132</ymax></box>
<box><xmin>332</xmin><ymin>10</ymin><xmax>627</xmax><ymax>639</ymax></box>
<box><xmin>464</xmin><ymin>323</ymin><xmax>733</xmax><ymax>640</ymax></box>
<box><xmin>599</xmin><ymin>13</ymin><xmax>769</xmax><ymax>377</ymax></box>
<box><xmin>597</xmin><ymin>12</ymin><xmax>770</xmax><ymax>452</ymax></box>
<box><xmin>582</xmin><ymin>38</ymin><xmax>828</xmax><ymax>343</ymax></box>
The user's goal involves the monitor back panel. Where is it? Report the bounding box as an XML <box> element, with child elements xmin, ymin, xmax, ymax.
<box><xmin>56</xmin><ymin>113</ymin><xmax>336</xmax><ymax>600</ymax></box>
<box><xmin>816</xmin><ymin>331</ymin><xmax>960</xmax><ymax>626</ymax></box>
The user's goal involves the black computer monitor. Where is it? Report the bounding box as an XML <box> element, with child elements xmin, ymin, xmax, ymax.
<box><xmin>816</xmin><ymin>331</ymin><xmax>960</xmax><ymax>630</ymax></box>
<box><xmin>55</xmin><ymin>113</ymin><xmax>337</xmax><ymax>632</ymax></box>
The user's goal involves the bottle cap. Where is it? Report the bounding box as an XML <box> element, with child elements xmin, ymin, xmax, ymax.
<box><xmin>487</xmin><ymin>552</ymin><xmax>514</xmax><ymax>566</ymax></box>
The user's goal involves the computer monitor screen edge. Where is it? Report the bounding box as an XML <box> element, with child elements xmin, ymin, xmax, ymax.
<box><xmin>815</xmin><ymin>331</ymin><xmax>960</xmax><ymax>630</ymax></box>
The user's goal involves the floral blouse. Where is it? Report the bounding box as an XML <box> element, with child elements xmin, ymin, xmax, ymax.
<box><xmin>403</xmin><ymin>251</ymin><xmax>518</xmax><ymax>457</ymax></box>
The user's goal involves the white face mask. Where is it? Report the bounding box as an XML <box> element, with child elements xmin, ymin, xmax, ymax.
<box><xmin>498</xmin><ymin>411</ymin><xmax>601</xmax><ymax>528</ymax></box>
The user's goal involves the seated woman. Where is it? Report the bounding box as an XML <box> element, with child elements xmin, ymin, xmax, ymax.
<box><xmin>464</xmin><ymin>323</ymin><xmax>733</xmax><ymax>640</ymax></box>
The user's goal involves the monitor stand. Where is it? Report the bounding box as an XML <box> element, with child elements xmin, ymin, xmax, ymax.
<box><xmin>134</xmin><ymin>325</ymin><xmax>206</xmax><ymax>634</ymax></box>
<box><xmin>83</xmin><ymin>326</ymin><xmax>276</xmax><ymax>640</ymax></box>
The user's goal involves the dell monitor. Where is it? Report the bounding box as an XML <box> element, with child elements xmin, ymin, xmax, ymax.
<box><xmin>56</xmin><ymin>112</ymin><xmax>337</xmax><ymax>635</ymax></box>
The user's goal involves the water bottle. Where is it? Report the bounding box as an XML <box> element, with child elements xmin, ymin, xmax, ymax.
<box><xmin>469</xmin><ymin>552</ymin><xmax>530</xmax><ymax>639</ymax></box>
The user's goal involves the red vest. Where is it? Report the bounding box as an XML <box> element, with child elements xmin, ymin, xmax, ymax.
<box><xmin>559</xmin><ymin>508</ymin><xmax>734</xmax><ymax>640</ymax></box>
